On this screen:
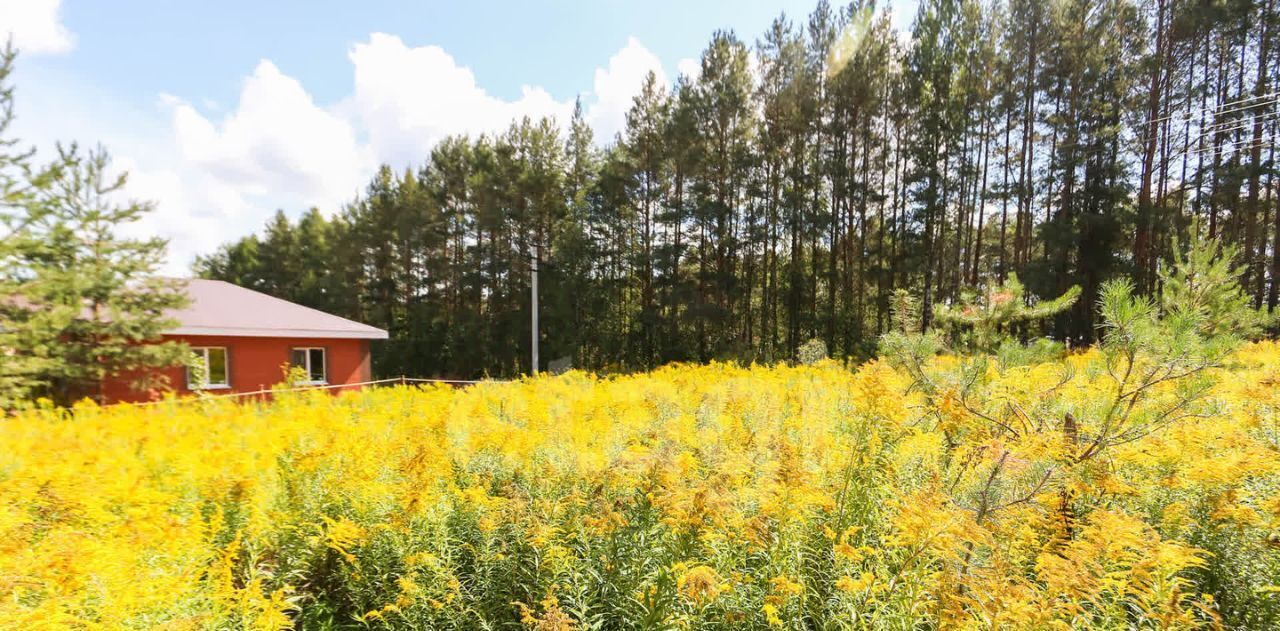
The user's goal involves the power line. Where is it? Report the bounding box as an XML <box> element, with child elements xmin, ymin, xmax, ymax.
<box><xmin>1201</xmin><ymin>92</ymin><xmax>1280</xmax><ymax>120</ymax></box>
<box><xmin>1135</xmin><ymin>97</ymin><xmax>1278</xmax><ymax>147</ymax></box>
<box><xmin>1192</xmin><ymin>112</ymin><xmax>1280</xmax><ymax>139</ymax></box>
<box><xmin>1008</xmin><ymin>100</ymin><xmax>1279</xmax><ymax>159</ymax></box>
<box><xmin>1166</xmin><ymin>138</ymin><xmax>1277</xmax><ymax>161</ymax></box>
<box><xmin>1138</xmin><ymin>91</ymin><xmax>1280</xmax><ymax>131</ymax></box>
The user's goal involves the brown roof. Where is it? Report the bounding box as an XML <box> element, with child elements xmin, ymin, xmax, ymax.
<box><xmin>166</xmin><ymin>279</ymin><xmax>388</xmax><ymax>340</ymax></box>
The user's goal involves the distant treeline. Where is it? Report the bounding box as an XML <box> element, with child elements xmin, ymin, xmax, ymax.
<box><xmin>196</xmin><ymin>0</ymin><xmax>1279</xmax><ymax>378</ymax></box>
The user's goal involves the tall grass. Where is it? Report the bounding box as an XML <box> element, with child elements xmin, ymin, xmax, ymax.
<box><xmin>2</xmin><ymin>347</ymin><xmax>1279</xmax><ymax>629</ymax></box>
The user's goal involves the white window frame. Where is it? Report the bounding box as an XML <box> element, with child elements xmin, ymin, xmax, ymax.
<box><xmin>290</xmin><ymin>347</ymin><xmax>328</xmax><ymax>385</ymax></box>
<box><xmin>187</xmin><ymin>347</ymin><xmax>230</xmax><ymax>390</ymax></box>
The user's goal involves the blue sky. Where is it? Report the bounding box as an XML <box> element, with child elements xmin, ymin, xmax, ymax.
<box><xmin>3</xmin><ymin>0</ymin><xmax>917</xmax><ymax>273</ymax></box>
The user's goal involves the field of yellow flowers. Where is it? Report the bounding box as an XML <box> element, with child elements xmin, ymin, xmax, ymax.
<box><xmin>3</xmin><ymin>344</ymin><xmax>1280</xmax><ymax>629</ymax></box>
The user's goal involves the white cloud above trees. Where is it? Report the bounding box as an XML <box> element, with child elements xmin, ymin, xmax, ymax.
<box><xmin>149</xmin><ymin>32</ymin><xmax>670</xmax><ymax>271</ymax></box>
<box><xmin>584</xmin><ymin>37</ymin><xmax>668</xmax><ymax>142</ymax></box>
<box><xmin>0</xmin><ymin>0</ymin><xmax>75</xmax><ymax>55</ymax></box>
<box><xmin>11</xmin><ymin>26</ymin><xmax>678</xmax><ymax>273</ymax></box>
<box><xmin>676</xmin><ymin>57</ymin><xmax>701</xmax><ymax>81</ymax></box>
<box><xmin>347</xmin><ymin>33</ymin><xmax>572</xmax><ymax>167</ymax></box>
<box><xmin>166</xmin><ymin>60</ymin><xmax>375</xmax><ymax>211</ymax></box>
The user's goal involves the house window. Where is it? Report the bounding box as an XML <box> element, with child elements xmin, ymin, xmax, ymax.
<box><xmin>187</xmin><ymin>347</ymin><xmax>229</xmax><ymax>389</ymax></box>
<box><xmin>290</xmin><ymin>347</ymin><xmax>327</xmax><ymax>384</ymax></box>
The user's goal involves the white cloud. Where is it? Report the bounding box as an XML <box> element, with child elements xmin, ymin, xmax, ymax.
<box><xmin>16</xmin><ymin>31</ymin><xmax>686</xmax><ymax>274</ymax></box>
<box><xmin>109</xmin><ymin>155</ymin><xmax>251</xmax><ymax>268</ymax></box>
<box><xmin>168</xmin><ymin>60</ymin><xmax>374</xmax><ymax>210</ymax></box>
<box><xmin>74</xmin><ymin>59</ymin><xmax>384</xmax><ymax>274</ymax></box>
<box><xmin>125</xmin><ymin>59</ymin><xmax>388</xmax><ymax>272</ymax></box>
<box><xmin>349</xmin><ymin>33</ymin><xmax>573</xmax><ymax>167</ymax></box>
<box><xmin>746</xmin><ymin>49</ymin><xmax>763</xmax><ymax>88</ymax></box>
<box><xmin>344</xmin><ymin>34</ymin><xmax>666</xmax><ymax>157</ymax></box>
<box><xmin>676</xmin><ymin>57</ymin><xmax>701</xmax><ymax>81</ymax></box>
<box><xmin>583</xmin><ymin>37</ymin><xmax>667</xmax><ymax>142</ymax></box>
<box><xmin>0</xmin><ymin>0</ymin><xmax>74</xmax><ymax>55</ymax></box>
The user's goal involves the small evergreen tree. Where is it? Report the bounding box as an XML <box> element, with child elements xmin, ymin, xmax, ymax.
<box><xmin>0</xmin><ymin>43</ymin><xmax>56</xmax><ymax>408</ymax></box>
<box><xmin>1156</xmin><ymin>228</ymin><xmax>1269</xmax><ymax>340</ymax></box>
<box><xmin>879</xmin><ymin>278</ymin><xmax>1077</xmax><ymax>393</ymax></box>
<box><xmin>932</xmin><ymin>273</ymin><xmax>1080</xmax><ymax>352</ymax></box>
<box><xmin>879</xmin><ymin>289</ymin><xmax>944</xmax><ymax>391</ymax></box>
<box><xmin>795</xmin><ymin>338</ymin><xmax>828</xmax><ymax>365</ymax></box>
<box><xmin>2</xmin><ymin>142</ymin><xmax>189</xmax><ymax>405</ymax></box>
<box><xmin>875</xmin><ymin>228</ymin><xmax>1267</xmax><ymax>587</ymax></box>
<box><xmin>1082</xmin><ymin>229</ymin><xmax>1272</xmax><ymax>462</ymax></box>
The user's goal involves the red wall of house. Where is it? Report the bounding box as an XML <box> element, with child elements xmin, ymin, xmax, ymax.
<box><xmin>101</xmin><ymin>335</ymin><xmax>373</xmax><ymax>403</ymax></box>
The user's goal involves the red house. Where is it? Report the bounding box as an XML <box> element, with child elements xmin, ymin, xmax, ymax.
<box><xmin>102</xmin><ymin>279</ymin><xmax>388</xmax><ymax>403</ymax></box>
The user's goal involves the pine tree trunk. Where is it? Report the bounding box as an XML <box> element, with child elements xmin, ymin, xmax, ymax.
<box><xmin>1134</xmin><ymin>0</ymin><xmax>1167</xmax><ymax>292</ymax></box>
<box><xmin>1245</xmin><ymin>0</ymin><xmax>1273</xmax><ymax>304</ymax></box>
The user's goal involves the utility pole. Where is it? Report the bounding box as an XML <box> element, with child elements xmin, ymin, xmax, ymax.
<box><xmin>530</xmin><ymin>242</ymin><xmax>539</xmax><ymax>375</ymax></box>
